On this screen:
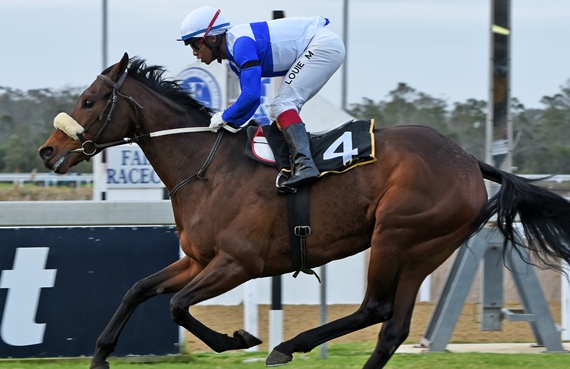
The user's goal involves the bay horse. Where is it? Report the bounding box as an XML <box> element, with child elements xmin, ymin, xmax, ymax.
<box><xmin>39</xmin><ymin>53</ymin><xmax>570</xmax><ymax>369</ymax></box>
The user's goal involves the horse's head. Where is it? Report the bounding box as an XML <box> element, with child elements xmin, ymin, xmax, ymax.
<box><xmin>39</xmin><ymin>53</ymin><xmax>140</xmax><ymax>173</ymax></box>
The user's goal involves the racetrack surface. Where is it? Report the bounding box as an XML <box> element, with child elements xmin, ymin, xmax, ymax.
<box><xmin>186</xmin><ymin>302</ymin><xmax>564</xmax><ymax>352</ymax></box>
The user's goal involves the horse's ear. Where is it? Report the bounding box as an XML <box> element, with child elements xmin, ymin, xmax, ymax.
<box><xmin>107</xmin><ymin>53</ymin><xmax>130</xmax><ymax>82</ymax></box>
<box><xmin>119</xmin><ymin>52</ymin><xmax>129</xmax><ymax>70</ymax></box>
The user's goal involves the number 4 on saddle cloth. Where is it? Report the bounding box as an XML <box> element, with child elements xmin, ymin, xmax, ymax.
<box><xmin>245</xmin><ymin>119</ymin><xmax>377</xmax><ymax>184</ymax></box>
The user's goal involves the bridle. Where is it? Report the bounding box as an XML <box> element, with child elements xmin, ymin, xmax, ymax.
<box><xmin>71</xmin><ymin>71</ymin><xmax>142</xmax><ymax>156</ymax></box>
<box><xmin>68</xmin><ymin>69</ymin><xmax>230</xmax><ymax>197</ymax></box>
<box><xmin>72</xmin><ymin>70</ymin><xmax>220</xmax><ymax>157</ymax></box>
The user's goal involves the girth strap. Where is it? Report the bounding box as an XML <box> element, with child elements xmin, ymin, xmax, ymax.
<box><xmin>288</xmin><ymin>185</ymin><xmax>321</xmax><ymax>282</ymax></box>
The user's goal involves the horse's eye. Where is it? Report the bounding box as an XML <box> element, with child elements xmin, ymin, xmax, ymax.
<box><xmin>83</xmin><ymin>100</ymin><xmax>94</xmax><ymax>108</ymax></box>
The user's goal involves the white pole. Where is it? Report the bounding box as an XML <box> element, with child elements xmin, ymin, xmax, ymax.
<box><xmin>244</xmin><ymin>279</ymin><xmax>259</xmax><ymax>352</ymax></box>
<box><xmin>419</xmin><ymin>275</ymin><xmax>431</xmax><ymax>302</ymax></box>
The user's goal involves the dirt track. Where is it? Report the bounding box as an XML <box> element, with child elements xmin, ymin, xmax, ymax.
<box><xmin>185</xmin><ymin>302</ymin><xmax>562</xmax><ymax>352</ymax></box>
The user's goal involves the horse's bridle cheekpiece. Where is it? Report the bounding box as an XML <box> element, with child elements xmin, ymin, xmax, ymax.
<box><xmin>68</xmin><ymin>70</ymin><xmax>144</xmax><ymax>156</ymax></box>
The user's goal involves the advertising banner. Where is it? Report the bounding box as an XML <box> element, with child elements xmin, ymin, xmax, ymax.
<box><xmin>0</xmin><ymin>227</ymin><xmax>179</xmax><ymax>358</ymax></box>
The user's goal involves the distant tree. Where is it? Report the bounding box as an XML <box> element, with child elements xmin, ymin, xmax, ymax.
<box><xmin>348</xmin><ymin>83</ymin><xmax>449</xmax><ymax>133</ymax></box>
<box><xmin>448</xmin><ymin>98</ymin><xmax>487</xmax><ymax>159</ymax></box>
<box><xmin>531</xmin><ymin>81</ymin><xmax>570</xmax><ymax>173</ymax></box>
<box><xmin>0</xmin><ymin>86</ymin><xmax>83</xmax><ymax>173</ymax></box>
<box><xmin>0</xmin><ymin>134</ymin><xmax>38</xmax><ymax>172</ymax></box>
<box><xmin>347</xmin><ymin>97</ymin><xmax>384</xmax><ymax>123</ymax></box>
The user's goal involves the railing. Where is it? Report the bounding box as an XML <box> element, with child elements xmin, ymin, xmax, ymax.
<box><xmin>0</xmin><ymin>173</ymin><xmax>93</xmax><ymax>187</ymax></box>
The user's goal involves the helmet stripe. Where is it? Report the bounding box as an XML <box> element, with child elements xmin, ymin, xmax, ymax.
<box><xmin>180</xmin><ymin>22</ymin><xmax>231</xmax><ymax>41</ymax></box>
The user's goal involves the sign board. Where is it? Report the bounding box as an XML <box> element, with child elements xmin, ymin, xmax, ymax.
<box><xmin>0</xmin><ymin>227</ymin><xmax>180</xmax><ymax>358</ymax></box>
<box><xmin>177</xmin><ymin>66</ymin><xmax>224</xmax><ymax>111</ymax></box>
<box><xmin>106</xmin><ymin>146</ymin><xmax>163</xmax><ymax>189</ymax></box>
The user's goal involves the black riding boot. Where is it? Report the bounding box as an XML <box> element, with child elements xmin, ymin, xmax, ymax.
<box><xmin>281</xmin><ymin>123</ymin><xmax>320</xmax><ymax>187</ymax></box>
<box><xmin>262</xmin><ymin>123</ymin><xmax>290</xmax><ymax>173</ymax></box>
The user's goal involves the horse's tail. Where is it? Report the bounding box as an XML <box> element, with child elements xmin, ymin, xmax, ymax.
<box><xmin>473</xmin><ymin>160</ymin><xmax>570</xmax><ymax>272</ymax></box>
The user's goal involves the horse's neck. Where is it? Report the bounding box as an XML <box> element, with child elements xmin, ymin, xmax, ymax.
<box><xmin>135</xmin><ymin>108</ymin><xmax>227</xmax><ymax>193</ymax></box>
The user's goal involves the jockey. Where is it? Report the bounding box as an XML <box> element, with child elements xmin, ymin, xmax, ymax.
<box><xmin>178</xmin><ymin>6</ymin><xmax>346</xmax><ymax>189</ymax></box>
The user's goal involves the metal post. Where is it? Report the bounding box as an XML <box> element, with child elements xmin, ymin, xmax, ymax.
<box><xmin>268</xmin><ymin>9</ymin><xmax>286</xmax><ymax>353</ymax></box>
<box><xmin>341</xmin><ymin>0</ymin><xmax>348</xmax><ymax>111</ymax></box>
<box><xmin>319</xmin><ymin>265</ymin><xmax>328</xmax><ymax>359</ymax></box>
<box><xmin>94</xmin><ymin>0</ymin><xmax>109</xmax><ymax>201</ymax></box>
<box><xmin>486</xmin><ymin>0</ymin><xmax>512</xmax><ymax>172</ymax></box>
<box><xmin>269</xmin><ymin>275</ymin><xmax>283</xmax><ymax>351</ymax></box>
<box><xmin>102</xmin><ymin>0</ymin><xmax>108</xmax><ymax>69</ymax></box>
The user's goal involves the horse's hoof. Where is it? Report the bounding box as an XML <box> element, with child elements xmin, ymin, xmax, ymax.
<box><xmin>233</xmin><ymin>329</ymin><xmax>262</xmax><ymax>348</ymax></box>
<box><xmin>265</xmin><ymin>349</ymin><xmax>293</xmax><ymax>367</ymax></box>
<box><xmin>90</xmin><ymin>361</ymin><xmax>110</xmax><ymax>369</ymax></box>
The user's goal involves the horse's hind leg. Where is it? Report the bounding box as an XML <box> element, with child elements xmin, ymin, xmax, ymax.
<box><xmin>362</xmin><ymin>274</ymin><xmax>423</xmax><ymax>369</ymax></box>
<box><xmin>91</xmin><ymin>256</ymin><xmax>199</xmax><ymax>369</ymax></box>
<box><xmin>266</xmin><ymin>249</ymin><xmax>404</xmax><ymax>367</ymax></box>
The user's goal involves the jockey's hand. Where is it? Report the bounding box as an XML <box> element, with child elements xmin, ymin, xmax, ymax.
<box><xmin>209</xmin><ymin>112</ymin><xmax>226</xmax><ymax>132</ymax></box>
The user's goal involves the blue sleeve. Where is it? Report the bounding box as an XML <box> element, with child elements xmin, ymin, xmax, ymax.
<box><xmin>222</xmin><ymin>37</ymin><xmax>262</xmax><ymax>127</ymax></box>
<box><xmin>222</xmin><ymin>66</ymin><xmax>262</xmax><ymax>126</ymax></box>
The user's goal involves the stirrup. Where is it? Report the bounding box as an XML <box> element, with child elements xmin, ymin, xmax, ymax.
<box><xmin>276</xmin><ymin>171</ymin><xmax>296</xmax><ymax>195</ymax></box>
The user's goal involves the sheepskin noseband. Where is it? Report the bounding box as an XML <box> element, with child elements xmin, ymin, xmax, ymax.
<box><xmin>53</xmin><ymin>112</ymin><xmax>85</xmax><ymax>141</ymax></box>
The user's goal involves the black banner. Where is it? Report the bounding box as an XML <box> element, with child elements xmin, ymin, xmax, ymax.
<box><xmin>0</xmin><ymin>227</ymin><xmax>180</xmax><ymax>358</ymax></box>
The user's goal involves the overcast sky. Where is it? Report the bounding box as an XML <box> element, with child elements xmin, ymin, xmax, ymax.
<box><xmin>1</xmin><ymin>0</ymin><xmax>569</xmax><ymax>109</ymax></box>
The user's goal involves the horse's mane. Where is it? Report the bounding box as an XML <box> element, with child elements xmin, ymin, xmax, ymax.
<box><xmin>103</xmin><ymin>57</ymin><xmax>213</xmax><ymax>118</ymax></box>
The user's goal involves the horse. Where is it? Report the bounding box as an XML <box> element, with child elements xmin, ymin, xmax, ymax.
<box><xmin>39</xmin><ymin>53</ymin><xmax>570</xmax><ymax>369</ymax></box>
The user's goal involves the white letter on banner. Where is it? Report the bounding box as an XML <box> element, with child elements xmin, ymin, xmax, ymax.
<box><xmin>0</xmin><ymin>247</ymin><xmax>57</xmax><ymax>346</ymax></box>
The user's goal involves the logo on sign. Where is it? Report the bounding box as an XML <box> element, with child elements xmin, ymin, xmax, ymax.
<box><xmin>0</xmin><ymin>247</ymin><xmax>56</xmax><ymax>346</ymax></box>
<box><xmin>177</xmin><ymin>67</ymin><xmax>222</xmax><ymax>110</ymax></box>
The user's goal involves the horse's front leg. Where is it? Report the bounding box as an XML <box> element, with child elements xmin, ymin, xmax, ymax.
<box><xmin>90</xmin><ymin>257</ymin><xmax>197</xmax><ymax>369</ymax></box>
<box><xmin>169</xmin><ymin>253</ymin><xmax>262</xmax><ymax>352</ymax></box>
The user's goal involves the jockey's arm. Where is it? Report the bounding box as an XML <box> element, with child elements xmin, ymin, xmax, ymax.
<box><xmin>222</xmin><ymin>62</ymin><xmax>262</xmax><ymax>127</ymax></box>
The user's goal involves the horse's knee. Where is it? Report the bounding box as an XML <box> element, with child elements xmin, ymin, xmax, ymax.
<box><xmin>360</xmin><ymin>300</ymin><xmax>394</xmax><ymax>325</ymax></box>
<box><xmin>169</xmin><ymin>297</ymin><xmax>188</xmax><ymax>325</ymax></box>
<box><xmin>121</xmin><ymin>280</ymin><xmax>153</xmax><ymax>307</ymax></box>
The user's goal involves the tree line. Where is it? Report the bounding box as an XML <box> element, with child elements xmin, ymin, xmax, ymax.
<box><xmin>1</xmin><ymin>81</ymin><xmax>569</xmax><ymax>174</ymax></box>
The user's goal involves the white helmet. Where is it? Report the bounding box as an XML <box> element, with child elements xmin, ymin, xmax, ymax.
<box><xmin>177</xmin><ymin>6</ymin><xmax>231</xmax><ymax>42</ymax></box>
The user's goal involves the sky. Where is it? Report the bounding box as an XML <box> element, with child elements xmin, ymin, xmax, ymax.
<box><xmin>1</xmin><ymin>0</ymin><xmax>569</xmax><ymax>110</ymax></box>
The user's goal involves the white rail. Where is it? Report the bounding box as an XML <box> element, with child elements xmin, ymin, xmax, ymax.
<box><xmin>0</xmin><ymin>173</ymin><xmax>93</xmax><ymax>187</ymax></box>
<box><xmin>0</xmin><ymin>201</ymin><xmax>173</xmax><ymax>226</ymax></box>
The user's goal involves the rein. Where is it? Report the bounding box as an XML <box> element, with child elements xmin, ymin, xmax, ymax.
<box><xmin>67</xmin><ymin>70</ymin><xmax>233</xmax><ymax>197</ymax></box>
<box><xmin>168</xmin><ymin>130</ymin><xmax>224</xmax><ymax>197</ymax></box>
<box><xmin>71</xmin><ymin>72</ymin><xmax>235</xmax><ymax>155</ymax></box>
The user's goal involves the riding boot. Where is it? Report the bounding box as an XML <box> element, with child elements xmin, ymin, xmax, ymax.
<box><xmin>281</xmin><ymin>122</ymin><xmax>320</xmax><ymax>188</ymax></box>
<box><xmin>262</xmin><ymin>123</ymin><xmax>290</xmax><ymax>173</ymax></box>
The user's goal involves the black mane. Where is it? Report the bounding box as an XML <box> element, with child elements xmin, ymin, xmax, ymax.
<box><xmin>105</xmin><ymin>57</ymin><xmax>213</xmax><ymax>117</ymax></box>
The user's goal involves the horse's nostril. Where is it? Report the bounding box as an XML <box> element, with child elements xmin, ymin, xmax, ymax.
<box><xmin>39</xmin><ymin>146</ymin><xmax>54</xmax><ymax>160</ymax></box>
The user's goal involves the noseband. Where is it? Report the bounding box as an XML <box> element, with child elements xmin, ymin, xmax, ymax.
<box><xmin>73</xmin><ymin>70</ymin><xmax>144</xmax><ymax>156</ymax></box>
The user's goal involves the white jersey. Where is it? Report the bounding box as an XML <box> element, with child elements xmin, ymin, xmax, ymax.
<box><xmin>225</xmin><ymin>16</ymin><xmax>329</xmax><ymax>77</ymax></box>
<box><xmin>221</xmin><ymin>16</ymin><xmax>344</xmax><ymax>126</ymax></box>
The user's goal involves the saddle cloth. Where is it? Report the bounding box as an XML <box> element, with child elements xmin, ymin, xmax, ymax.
<box><xmin>245</xmin><ymin>119</ymin><xmax>376</xmax><ymax>175</ymax></box>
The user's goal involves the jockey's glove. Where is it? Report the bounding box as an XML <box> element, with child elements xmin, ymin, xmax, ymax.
<box><xmin>209</xmin><ymin>112</ymin><xmax>226</xmax><ymax>132</ymax></box>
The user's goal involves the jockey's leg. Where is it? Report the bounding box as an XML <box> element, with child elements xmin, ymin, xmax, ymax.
<box><xmin>276</xmin><ymin>110</ymin><xmax>319</xmax><ymax>187</ymax></box>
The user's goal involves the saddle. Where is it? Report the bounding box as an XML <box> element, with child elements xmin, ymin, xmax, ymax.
<box><xmin>244</xmin><ymin>119</ymin><xmax>377</xmax><ymax>175</ymax></box>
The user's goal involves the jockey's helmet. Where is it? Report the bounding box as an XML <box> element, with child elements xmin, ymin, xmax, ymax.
<box><xmin>177</xmin><ymin>6</ymin><xmax>231</xmax><ymax>42</ymax></box>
